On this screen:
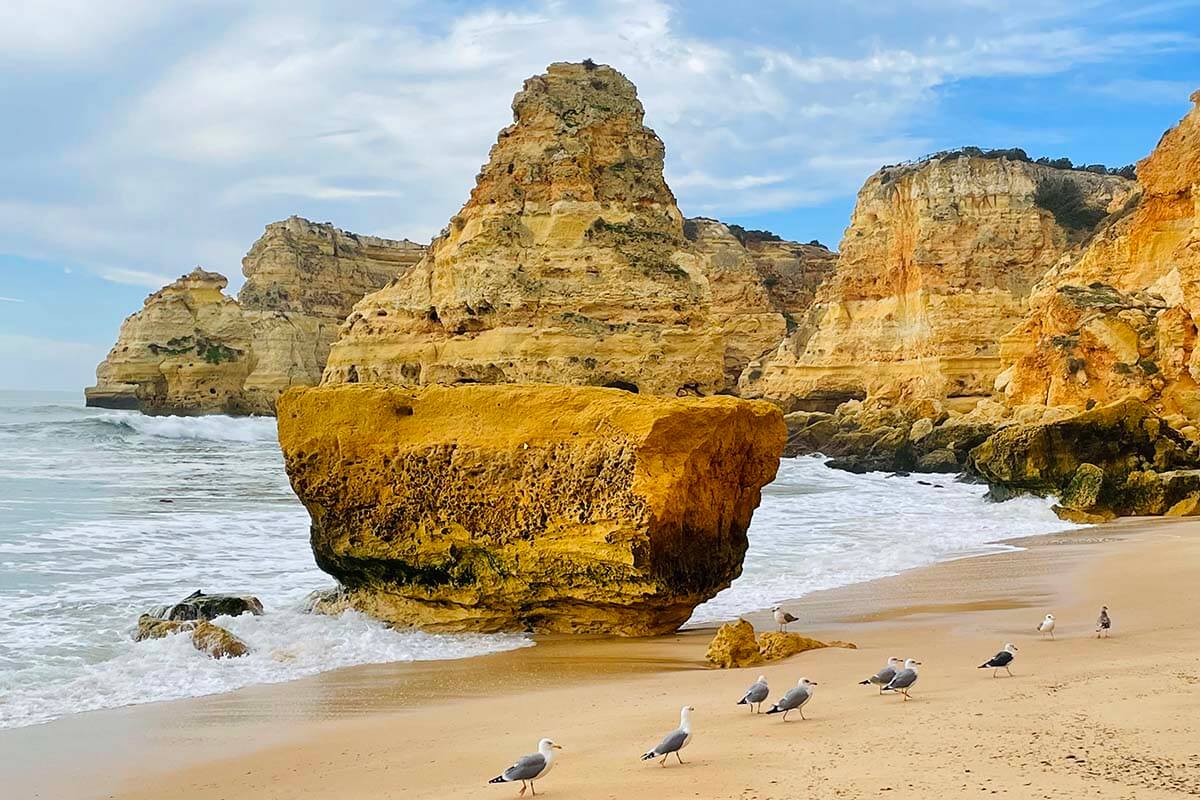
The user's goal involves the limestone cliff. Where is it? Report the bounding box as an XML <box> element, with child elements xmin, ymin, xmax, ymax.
<box><xmin>86</xmin><ymin>218</ymin><xmax>425</xmax><ymax>414</ymax></box>
<box><xmin>324</xmin><ymin>62</ymin><xmax>820</xmax><ymax>395</ymax></box>
<box><xmin>741</xmin><ymin>155</ymin><xmax>1134</xmax><ymax>412</ymax></box>
<box><xmin>1002</xmin><ymin>91</ymin><xmax>1200</xmax><ymax>421</ymax></box>
<box><xmin>85</xmin><ymin>269</ymin><xmax>255</xmax><ymax>414</ymax></box>
<box><xmin>277</xmin><ymin>383</ymin><xmax>785</xmax><ymax>635</ymax></box>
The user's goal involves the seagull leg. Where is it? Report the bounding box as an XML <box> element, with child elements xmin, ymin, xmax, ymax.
<box><xmin>675</xmin><ymin>752</ymin><xmax>684</xmax><ymax>765</ymax></box>
<box><xmin>518</xmin><ymin>781</ymin><xmax>527</xmax><ymax>797</ymax></box>
<box><xmin>782</xmin><ymin>710</ymin><xmax>789</xmax><ymax>721</ymax></box>
<box><xmin>660</xmin><ymin>754</ymin><xmax>668</xmax><ymax>767</ymax></box>
<box><xmin>799</xmin><ymin>708</ymin><xmax>806</xmax><ymax>720</ymax></box>
<box><xmin>530</xmin><ymin>782</ymin><xmax>536</xmax><ymax>797</ymax></box>
<box><xmin>1006</xmin><ymin>666</ymin><xmax>1013</xmax><ymax>677</ymax></box>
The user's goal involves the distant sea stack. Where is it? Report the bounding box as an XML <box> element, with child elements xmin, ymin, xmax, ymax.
<box><xmin>323</xmin><ymin>61</ymin><xmax>833</xmax><ymax>396</ymax></box>
<box><xmin>741</xmin><ymin>154</ymin><xmax>1134</xmax><ymax>412</ymax></box>
<box><xmin>85</xmin><ymin>217</ymin><xmax>425</xmax><ymax>415</ymax></box>
<box><xmin>278</xmin><ymin>383</ymin><xmax>785</xmax><ymax>635</ymax></box>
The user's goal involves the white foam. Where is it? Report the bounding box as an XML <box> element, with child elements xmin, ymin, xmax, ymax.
<box><xmin>96</xmin><ymin>412</ymin><xmax>278</xmax><ymax>442</ymax></box>
<box><xmin>687</xmin><ymin>456</ymin><xmax>1077</xmax><ymax>624</ymax></box>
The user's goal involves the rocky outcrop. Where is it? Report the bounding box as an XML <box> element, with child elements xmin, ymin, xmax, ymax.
<box><xmin>1002</xmin><ymin>91</ymin><xmax>1200</xmax><ymax>420</ymax></box>
<box><xmin>969</xmin><ymin>398</ymin><xmax>1200</xmax><ymax>519</ymax></box>
<box><xmin>324</xmin><ymin>62</ymin><xmax>828</xmax><ymax>396</ymax></box>
<box><xmin>277</xmin><ymin>383</ymin><xmax>785</xmax><ymax>635</ymax></box>
<box><xmin>85</xmin><ymin>269</ymin><xmax>256</xmax><ymax>413</ymax></box>
<box><xmin>146</xmin><ymin>590</ymin><xmax>264</xmax><ymax>622</ymax></box>
<box><xmin>742</xmin><ymin>155</ymin><xmax>1134</xmax><ymax>412</ymax></box>
<box><xmin>704</xmin><ymin>619</ymin><xmax>849</xmax><ymax>668</ymax></box>
<box><xmin>134</xmin><ymin>615</ymin><xmax>250</xmax><ymax>659</ymax></box>
<box><xmin>86</xmin><ymin>218</ymin><xmax>425</xmax><ymax>415</ymax></box>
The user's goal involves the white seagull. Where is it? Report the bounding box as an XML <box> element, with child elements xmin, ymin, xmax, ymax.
<box><xmin>859</xmin><ymin>656</ymin><xmax>903</xmax><ymax>694</ymax></box>
<box><xmin>772</xmin><ymin>605</ymin><xmax>799</xmax><ymax>632</ymax></box>
<box><xmin>882</xmin><ymin>658</ymin><xmax>921</xmax><ymax>700</ymax></box>
<box><xmin>737</xmin><ymin>675</ymin><xmax>770</xmax><ymax>713</ymax></box>
<box><xmin>640</xmin><ymin>705</ymin><xmax>694</xmax><ymax>767</ymax></box>
<box><xmin>765</xmin><ymin>677</ymin><xmax>817</xmax><ymax>720</ymax></box>
<box><xmin>1096</xmin><ymin>606</ymin><xmax>1111</xmax><ymax>638</ymax></box>
<box><xmin>1036</xmin><ymin>613</ymin><xmax>1056</xmax><ymax>639</ymax></box>
<box><xmin>488</xmin><ymin>738</ymin><xmax>562</xmax><ymax>797</ymax></box>
<box><xmin>979</xmin><ymin>642</ymin><xmax>1019</xmax><ymax>677</ymax></box>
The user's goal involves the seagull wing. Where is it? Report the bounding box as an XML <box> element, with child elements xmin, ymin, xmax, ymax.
<box><xmin>886</xmin><ymin>669</ymin><xmax>917</xmax><ymax>690</ymax></box>
<box><xmin>986</xmin><ymin>651</ymin><xmax>1014</xmax><ymax>668</ymax></box>
<box><xmin>501</xmin><ymin>753</ymin><xmax>547</xmax><ymax>782</ymax></box>
<box><xmin>743</xmin><ymin>680</ymin><xmax>769</xmax><ymax>703</ymax></box>
<box><xmin>872</xmin><ymin>666</ymin><xmax>897</xmax><ymax>685</ymax></box>
<box><xmin>652</xmin><ymin>728</ymin><xmax>689</xmax><ymax>755</ymax></box>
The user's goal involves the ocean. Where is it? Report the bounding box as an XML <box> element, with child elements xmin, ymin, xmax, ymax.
<box><xmin>0</xmin><ymin>390</ymin><xmax>1073</xmax><ymax>728</ymax></box>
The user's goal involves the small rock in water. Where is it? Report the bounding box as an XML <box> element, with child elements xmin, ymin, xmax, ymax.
<box><xmin>148</xmin><ymin>589</ymin><xmax>264</xmax><ymax>622</ymax></box>
<box><xmin>133</xmin><ymin>614</ymin><xmax>250</xmax><ymax>659</ymax></box>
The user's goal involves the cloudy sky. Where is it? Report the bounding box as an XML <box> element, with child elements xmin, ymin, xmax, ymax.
<box><xmin>1</xmin><ymin>0</ymin><xmax>1197</xmax><ymax>390</ymax></box>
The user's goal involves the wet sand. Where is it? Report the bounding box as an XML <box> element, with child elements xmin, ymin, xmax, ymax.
<box><xmin>6</xmin><ymin>517</ymin><xmax>1200</xmax><ymax>798</ymax></box>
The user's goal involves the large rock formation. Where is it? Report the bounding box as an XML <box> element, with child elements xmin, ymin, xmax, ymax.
<box><xmin>86</xmin><ymin>218</ymin><xmax>424</xmax><ymax>414</ymax></box>
<box><xmin>1001</xmin><ymin>91</ymin><xmax>1200</xmax><ymax>421</ymax></box>
<box><xmin>277</xmin><ymin>383</ymin><xmax>785</xmax><ymax>635</ymax></box>
<box><xmin>741</xmin><ymin>154</ymin><xmax>1134</xmax><ymax>412</ymax></box>
<box><xmin>324</xmin><ymin>62</ymin><xmax>827</xmax><ymax>395</ymax></box>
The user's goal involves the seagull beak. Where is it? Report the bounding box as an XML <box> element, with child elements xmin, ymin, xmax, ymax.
<box><xmin>553</xmin><ymin>744</ymin><xmax>563</xmax><ymax>750</ymax></box>
<box><xmin>810</xmin><ymin>681</ymin><xmax>819</xmax><ymax>685</ymax></box>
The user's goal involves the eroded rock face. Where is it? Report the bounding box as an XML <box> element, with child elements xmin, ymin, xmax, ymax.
<box><xmin>277</xmin><ymin>383</ymin><xmax>785</xmax><ymax>635</ymax></box>
<box><xmin>324</xmin><ymin>63</ymin><xmax>827</xmax><ymax>396</ymax></box>
<box><xmin>742</xmin><ymin>156</ymin><xmax>1134</xmax><ymax>411</ymax></box>
<box><xmin>86</xmin><ymin>269</ymin><xmax>255</xmax><ymax>414</ymax></box>
<box><xmin>134</xmin><ymin>615</ymin><xmax>250</xmax><ymax>659</ymax></box>
<box><xmin>86</xmin><ymin>218</ymin><xmax>425</xmax><ymax>414</ymax></box>
<box><xmin>1002</xmin><ymin>91</ymin><xmax>1200</xmax><ymax>419</ymax></box>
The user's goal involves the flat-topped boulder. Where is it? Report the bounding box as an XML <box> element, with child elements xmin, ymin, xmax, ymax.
<box><xmin>277</xmin><ymin>383</ymin><xmax>786</xmax><ymax>635</ymax></box>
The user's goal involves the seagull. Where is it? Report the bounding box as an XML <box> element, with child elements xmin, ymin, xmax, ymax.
<box><xmin>488</xmin><ymin>738</ymin><xmax>562</xmax><ymax>796</ymax></box>
<box><xmin>737</xmin><ymin>675</ymin><xmax>769</xmax><ymax>713</ymax></box>
<box><xmin>640</xmin><ymin>705</ymin><xmax>694</xmax><ymax>767</ymax></box>
<box><xmin>881</xmin><ymin>658</ymin><xmax>921</xmax><ymax>700</ymax></box>
<box><xmin>979</xmin><ymin>642</ymin><xmax>1019</xmax><ymax>677</ymax></box>
<box><xmin>1036</xmin><ymin>614</ymin><xmax>1056</xmax><ymax>639</ymax></box>
<box><xmin>859</xmin><ymin>656</ymin><xmax>903</xmax><ymax>694</ymax></box>
<box><xmin>765</xmin><ymin>678</ymin><xmax>817</xmax><ymax>720</ymax></box>
<box><xmin>772</xmin><ymin>605</ymin><xmax>799</xmax><ymax>632</ymax></box>
<box><xmin>1096</xmin><ymin>606</ymin><xmax>1111</xmax><ymax>638</ymax></box>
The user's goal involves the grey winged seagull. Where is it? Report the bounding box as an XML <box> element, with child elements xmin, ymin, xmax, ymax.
<box><xmin>488</xmin><ymin>738</ymin><xmax>562</xmax><ymax>796</ymax></box>
<box><xmin>859</xmin><ymin>656</ymin><xmax>903</xmax><ymax>694</ymax></box>
<box><xmin>640</xmin><ymin>705</ymin><xmax>694</xmax><ymax>766</ymax></box>
<box><xmin>737</xmin><ymin>675</ymin><xmax>770</xmax><ymax>713</ymax></box>
<box><xmin>1036</xmin><ymin>613</ymin><xmax>1056</xmax><ymax>639</ymax></box>
<box><xmin>772</xmin><ymin>605</ymin><xmax>799</xmax><ymax>632</ymax></box>
<box><xmin>765</xmin><ymin>677</ymin><xmax>817</xmax><ymax>720</ymax></box>
<box><xmin>882</xmin><ymin>658</ymin><xmax>921</xmax><ymax>700</ymax></box>
<box><xmin>1096</xmin><ymin>606</ymin><xmax>1111</xmax><ymax>638</ymax></box>
<box><xmin>979</xmin><ymin>642</ymin><xmax>1018</xmax><ymax>677</ymax></box>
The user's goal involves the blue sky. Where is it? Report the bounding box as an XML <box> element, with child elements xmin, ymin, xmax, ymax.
<box><xmin>1</xmin><ymin>0</ymin><xmax>1198</xmax><ymax>391</ymax></box>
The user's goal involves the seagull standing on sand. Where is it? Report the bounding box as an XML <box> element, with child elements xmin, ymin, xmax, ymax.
<box><xmin>1037</xmin><ymin>613</ymin><xmax>1056</xmax><ymax>639</ymax></box>
<box><xmin>737</xmin><ymin>675</ymin><xmax>770</xmax><ymax>713</ymax></box>
<box><xmin>765</xmin><ymin>678</ymin><xmax>817</xmax><ymax>720</ymax></box>
<box><xmin>640</xmin><ymin>705</ymin><xmax>694</xmax><ymax>766</ymax></box>
<box><xmin>881</xmin><ymin>658</ymin><xmax>921</xmax><ymax>700</ymax></box>
<box><xmin>772</xmin><ymin>605</ymin><xmax>799</xmax><ymax>632</ymax></box>
<box><xmin>488</xmin><ymin>738</ymin><xmax>562</xmax><ymax>797</ymax></box>
<box><xmin>1097</xmin><ymin>606</ymin><xmax>1111</xmax><ymax>638</ymax></box>
<box><xmin>979</xmin><ymin>642</ymin><xmax>1019</xmax><ymax>677</ymax></box>
<box><xmin>859</xmin><ymin>656</ymin><xmax>903</xmax><ymax>694</ymax></box>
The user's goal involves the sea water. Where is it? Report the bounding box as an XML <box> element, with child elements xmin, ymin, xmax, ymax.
<box><xmin>0</xmin><ymin>390</ymin><xmax>1072</xmax><ymax>728</ymax></box>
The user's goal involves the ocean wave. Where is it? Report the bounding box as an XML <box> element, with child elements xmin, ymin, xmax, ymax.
<box><xmin>93</xmin><ymin>412</ymin><xmax>279</xmax><ymax>443</ymax></box>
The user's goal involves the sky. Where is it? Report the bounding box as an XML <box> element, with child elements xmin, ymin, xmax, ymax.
<box><xmin>1</xmin><ymin>0</ymin><xmax>1198</xmax><ymax>391</ymax></box>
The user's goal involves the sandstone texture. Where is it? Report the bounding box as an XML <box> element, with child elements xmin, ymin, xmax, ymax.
<box><xmin>969</xmin><ymin>398</ymin><xmax>1200</xmax><ymax>518</ymax></box>
<box><xmin>324</xmin><ymin>62</ymin><xmax>829</xmax><ymax>396</ymax></box>
<box><xmin>134</xmin><ymin>615</ymin><xmax>250</xmax><ymax>659</ymax></box>
<box><xmin>1002</xmin><ymin>92</ymin><xmax>1200</xmax><ymax>419</ymax></box>
<box><xmin>742</xmin><ymin>155</ymin><xmax>1133</xmax><ymax>412</ymax></box>
<box><xmin>86</xmin><ymin>217</ymin><xmax>424</xmax><ymax>415</ymax></box>
<box><xmin>703</xmin><ymin>619</ymin><xmax>849</xmax><ymax>668</ymax></box>
<box><xmin>277</xmin><ymin>383</ymin><xmax>785</xmax><ymax>635</ymax></box>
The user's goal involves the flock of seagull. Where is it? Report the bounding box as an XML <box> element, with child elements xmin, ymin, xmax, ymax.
<box><xmin>488</xmin><ymin>605</ymin><xmax>1115</xmax><ymax>796</ymax></box>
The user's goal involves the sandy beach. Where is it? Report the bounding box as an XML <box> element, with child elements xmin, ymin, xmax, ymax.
<box><xmin>3</xmin><ymin>516</ymin><xmax>1197</xmax><ymax>799</ymax></box>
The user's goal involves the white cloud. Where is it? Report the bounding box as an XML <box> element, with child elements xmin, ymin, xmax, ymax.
<box><xmin>0</xmin><ymin>0</ymin><xmax>166</xmax><ymax>61</ymax></box>
<box><xmin>0</xmin><ymin>296</ymin><xmax>24</xmax><ymax>303</ymax></box>
<box><xmin>0</xmin><ymin>0</ymin><xmax>1195</xmax><ymax>292</ymax></box>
